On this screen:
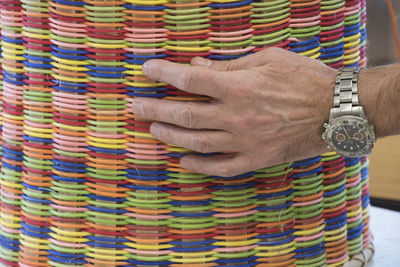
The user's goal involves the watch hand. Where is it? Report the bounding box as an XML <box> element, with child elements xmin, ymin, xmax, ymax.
<box><xmin>343</xmin><ymin>128</ymin><xmax>351</xmax><ymax>139</ymax></box>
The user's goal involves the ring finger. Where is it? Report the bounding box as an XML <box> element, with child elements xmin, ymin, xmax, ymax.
<box><xmin>150</xmin><ymin>122</ymin><xmax>238</xmax><ymax>153</ymax></box>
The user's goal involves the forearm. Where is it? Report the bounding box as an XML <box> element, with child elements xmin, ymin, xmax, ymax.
<box><xmin>359</xmin><ymin>63</ymin><xmax>400</xmax><ymax>138</ymax></box>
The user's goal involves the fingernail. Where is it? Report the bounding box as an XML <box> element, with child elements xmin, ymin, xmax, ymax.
<box><xmin>180</xmin><ymin>157</ymin><xmax>188</xmax><ymax>168</ymax></box>
<box><xmin>150</xmin><ymin>122</ymin><xmax>161</xmax><ymax>137</ymax></box>
<box><xmin>193</xmin><ymin>57</ymin><xmax>211</xmax><ymax>67</ymax></box>
<box><xmin>131</xmin><ymin>99</ymin><xmax>144</xmax><ymax>116</ymax></box>
<box><xmin>142</xmin><ymin>61</ymin><xmax>154</xmax><ymax>76</ymax></box>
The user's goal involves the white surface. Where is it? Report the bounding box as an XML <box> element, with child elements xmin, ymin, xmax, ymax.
<box><xmin>367</xmin><ymin>206</ymin><xmax>400</xmax><ymax>267</ymax></box>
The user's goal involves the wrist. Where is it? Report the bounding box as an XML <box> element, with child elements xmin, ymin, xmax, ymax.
<box><xmin>322</xmin><ymin>68</ymin><xmax>376</xmax><ymax>157</ymax></box>
<box><xmin>358</xmin><ymin>63</ymin><xmax>400</xmax><ymax>138</ymax></box>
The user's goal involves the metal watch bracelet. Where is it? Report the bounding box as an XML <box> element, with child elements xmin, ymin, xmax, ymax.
<box><xmin>330</xmin><ymin>68</ymin><xmax>365</xmax><ymax>120</ymax></box>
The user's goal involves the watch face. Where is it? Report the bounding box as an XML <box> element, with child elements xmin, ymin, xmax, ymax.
<box><xmin>324</xmin><ymin>116</ymin><xmax>375</xmax><ymax>157</ymax></box>
<box><xmin>331</xmin><ymin>124</ymin><xmax>368</xmax><ymax>153</ymax></box>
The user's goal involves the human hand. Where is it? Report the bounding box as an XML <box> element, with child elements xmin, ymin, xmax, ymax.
<box><xmin>132</xmin><ymin>47</ymin><xmax>337</xmax><ymax>177</ymax></box>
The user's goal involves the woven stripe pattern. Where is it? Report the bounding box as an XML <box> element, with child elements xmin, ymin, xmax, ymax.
<box><xmin>0</xmin><ymin>0</ymin><xmax>371</xmax><ymax>266</ymax></box>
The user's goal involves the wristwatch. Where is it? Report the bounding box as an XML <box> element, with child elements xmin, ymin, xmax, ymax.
<box><xmin>322</xmin><ymin>68</ymin><xmax>376</xmax><ymax>157</ymax></box>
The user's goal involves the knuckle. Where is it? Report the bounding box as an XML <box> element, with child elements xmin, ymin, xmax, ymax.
<box><xmin>260</xmin><ymin>47</ymin><xmax>283</xmax><ymax>60</ymax></box>
<box><xmin>269</xmin><ymin>47</ymin><xmax>282</xmax><ymax>53</ymax></box>
<box><xmin>194</xmin><ymin>134</ymin><xmax>211</xmax><ymax>153</ymax></box>
<box><xmin>217</xmin><ymin>167</ymin><xmax>237</xmax><ymax>178</ymax></box>
<box><xmin>225</xmin><ymin>60</ymin><xmax>237</xmax><ymax>71</ymax></box>
<box><xmin>177</xmin><ymin>104</ymin><xmax>197</xmax><ymax>128</ymax></box>
<box><xmin>179</xmin><ymin>70</ymin><xmax>196</xmax><ymax>91</ymax></box>
<box><xmin>235</xmin><ymin>112</ymin><xmax>256</xmax><ymax>129</ymax></box>
<box><xmin>230</xmin><ymin>71</ymin><xmax>253</xmax><ymax>94</ymax></box>
<box><xmin>263</xmin><ymin>46</ymin><xmax>281</xmax><ymax>54</ymax></box>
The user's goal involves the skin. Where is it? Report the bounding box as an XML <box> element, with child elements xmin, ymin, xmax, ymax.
<box><xmin>132</xmin><ymin>47</ymin><xmax>400</xmax><ymax>177</ymax></box>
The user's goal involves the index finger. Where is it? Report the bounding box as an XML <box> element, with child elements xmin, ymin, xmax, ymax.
<box><xmin>142</xmin><ymin>59</ymin><xmax>228</xmax><ymax>98</ymax></box>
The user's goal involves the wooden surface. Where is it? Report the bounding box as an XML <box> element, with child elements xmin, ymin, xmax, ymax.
<box><xmin>366</xmin><ymin>206</ymin><xmax>400</xmax><ymax>267</ymax></box>
<box><xmin>368</xmin><ymin>135</ymin><xmax>400</xmax><ymax>201</ymax></box>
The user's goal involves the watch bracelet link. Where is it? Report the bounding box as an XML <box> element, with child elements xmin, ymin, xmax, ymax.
<box><xmin>330</xmin><ymin>68</ymin><xmax>365</xmax><ymax>119</ymax></box>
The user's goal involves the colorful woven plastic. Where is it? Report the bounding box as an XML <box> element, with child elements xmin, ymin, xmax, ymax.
<box><xmin>0</xmin><ymin>0</ymin><xmax>373</xmax><ymax>266</ymax></box>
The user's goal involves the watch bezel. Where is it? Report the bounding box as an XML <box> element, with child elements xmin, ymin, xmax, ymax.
<box><xmin>322</xmin><ymin>115</ymin><xmax>376</xmax><ymax>157</ymax></box>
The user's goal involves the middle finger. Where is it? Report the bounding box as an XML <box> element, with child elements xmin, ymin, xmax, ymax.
<box><xmin>132</xmin><ymin>97</ymin><xmax>228</xmax><ymax>130</ymax></box>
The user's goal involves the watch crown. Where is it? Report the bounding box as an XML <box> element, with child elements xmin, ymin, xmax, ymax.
<box><xmin>323</xmin><ymin>123</ymin><xmax>329</xmax><ymax>128</ymax></box>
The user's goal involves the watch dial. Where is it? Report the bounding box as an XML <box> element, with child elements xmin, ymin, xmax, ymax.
<box><xmin>331</xmin><ymin>124</ymin><xmax>368</xmax><ymax>153</ymax></box>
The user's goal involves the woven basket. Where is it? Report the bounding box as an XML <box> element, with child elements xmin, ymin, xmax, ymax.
<box><xmin>0</xmin><ymin>0</ymin><xmax>373</xmax><ymax>266</ymax></box>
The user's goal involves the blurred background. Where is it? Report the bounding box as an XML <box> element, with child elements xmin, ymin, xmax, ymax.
<box><xmin>365</xmin><ymin>0</ymin><xmax>400</xmax><ymax>210</ymax></box>
<box><xmin>366</xmin><ymin>0</ymin><xmax>399</xmax><ymax>66</ymax></box>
